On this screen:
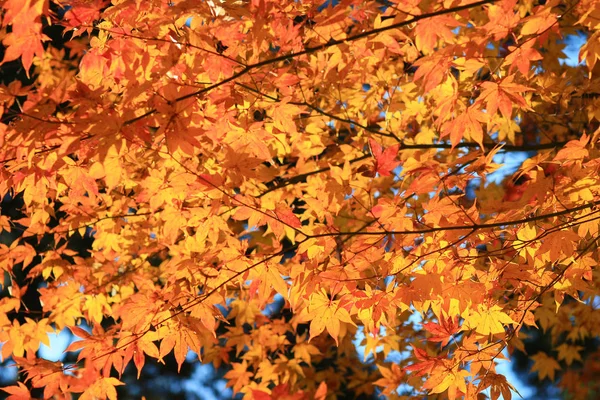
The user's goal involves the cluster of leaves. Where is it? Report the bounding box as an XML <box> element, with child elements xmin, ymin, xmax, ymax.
<box><xmin>1</xmin><ymin>0</ymin><xmax>600</xmax><ymax>399</ymax></box>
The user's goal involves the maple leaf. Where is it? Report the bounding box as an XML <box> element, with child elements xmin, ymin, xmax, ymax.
<box><xmin>224</xmin><ymin>361</ymin><xmax>253</xmax><ymax>394</ymax></box>
<box><xmin>120</xmin><ymin>333</ymin><xmax>160</xmax><ymax>378</ymax></box>
<box><xmin>251</xmin><ymin>383</ymin><xmax>309</xmax><ymax>400</ymax></box>
<box><xmin>423</xmin><ymin>367</ymin><xmax>470</xmax><ymax>400</ymax></box>
<box><xmin>463</xmin><ymin>305</ymin><xmax>515</xmax><ymax>336</ymax></box>
<box><xmin>480</xmin><ymin>373</ymin><xmax>515</xmax><ymax>400</ymax></box>
<box><xmin>554</xmin><ymin>134</ymin><xmax>590</xmax><ymax>162</ymax></box>
<box><xmin>414</xmin><ymin>14</ymin><xmax>460</xmax><ymax>54</ymax></box>
<box><xmin>520</xmin><ymin>8</ymin><xmax>558</xmax><ymax>37</ymax></box>
<box><xmin>441</xmin><ymin>106</ymin><xmax>486</xmax><ymax>148</ymax></box>
<box><xmin>423</xmin><ymin>316</ymin><xmax>460</xmax><ymax>347</ymax></box>
<box><xmin>274</xmin><ymin>204</ymin><xmax>302</xmax><ymax>228</ymax></box>
<box><xmin>505</xmin><ymin>41</ymin><xmax>543</xmax><ymax>75</ymax></box>
<box><xmin>580</xmin><ymin>31</ymin><xmax>600</xmax><ymax>71</ymax></box>
<box><xmin>307</xmin><ymin>289</ymin><xmax>355</xmax><ymax>345</ymax></box>
<box><xmin>373</xmin><ymin>363</ymin><xmax>405</xmax><ymax>396</ymax></box>
<box><xmin>63</xmin><ymin>0</ymin><xmax>108</xmax><ymax>33</ymax></box>
<box><xmin>413</xmin><ymin>53</ymin><xmax>452</xmax><ymax>92</ymax></box>
<box><xmin>556</xmin><ymin>343</ymin><xmax>583</xmax><ymax>366</ymax></box>
<box><xmin>476</xmin><ymin>82</ymin><xmax>528</xmax><ymax>129</ymax></box>
<box><xmin>531</xmin><ymin>352</ymin><xmax>561</xmax><ymax>381</ymax></box>
<box><xmin>80</xmin><ymin>377</ymin><xmax>124</xmax><ymax>400</ymax></box>
<box><xmin>12</xmin><ymin>357</ymin><xmax>70</xmax><ymax>399</ymax></box>
<box><xmin>248</xmin><ymin>262</ymin><xmax>289</xmax><ymax>306</ymax></box>
<box><xmin>368</xmin><ymin>138</ymin><xmax>400</xmax><ymax>176</ymax></box>
<box><xmin>272</xmin><ymin>99</ymin><xmax>302</xmax><ymax>134</ymax></box>
<box><xmin>1</xmin><ymin>382</ymin><xmax>31</xmax><ymax>400</ymax></box>
<box><xmin>0</xmin><ymin>1</ymin><xmax>50</xmax><ymax>73</ymax></box>
<box><xmin>159</xmin><ymin>319</ymin><xmax>203</xmax><ymax>371</ymax></box>
<box><xmin>405</xmin><ymin>346</ymin><xmax>446</xmax><ymax>376</ymax></box>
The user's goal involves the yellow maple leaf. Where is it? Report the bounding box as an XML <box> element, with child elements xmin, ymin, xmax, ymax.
<box><xmin>463</xmin><ymin>304</ymin><xmax>515</xmax><ymax>336</ymax></box>
<box><xmin>425</xmin><ymin>367</ymin><xmax>469</xmax><ymax>400</ymax></box>
<box><xmin>307</xmin><ymin>289</ymin><xmax>355</xmax><ymax>345</ymax></box>
<box><xmin>79</xmin><ymin>377</ymin><xmax>124</xmax><ymax>400</ymax></box>
<box><xmin>292</xmin><ymin>336</ymin><xmax>321</xmax><ymax>364</ymax></box>
<box><xmin>83</xmin><ymin>293</ymin><xmax>111</xmax><ymax>324</ymax></box>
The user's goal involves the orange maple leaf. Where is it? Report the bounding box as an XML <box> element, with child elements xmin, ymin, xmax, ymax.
<box><xmin>1</xmin><ymin>382</ymin><xmax>31</xmax><ymax>400</ymax></box>
<box><xmin>477</xmin><ymin>74</ymin><xmax>532</xmax><ymax>119</ymax></box>
<box><xmin>441</xmin><ymin>106</ymin><xmax>486</xmax><ymax>148</ymax></box>
<box><xmin>0</xmin><ymin>3</ymin><xmax>49</xmax><ymax>73</ymax></box>
<box><xmin>531</xmin><ymin>352</ymin><xmax>561</xmax><ymax>381</ymax></box>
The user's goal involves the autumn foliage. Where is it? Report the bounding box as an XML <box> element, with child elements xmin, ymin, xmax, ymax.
<box><xmin>2</xmin><ymin>0</ymin><xmax>600</xmax><ymax>398</ymax></box>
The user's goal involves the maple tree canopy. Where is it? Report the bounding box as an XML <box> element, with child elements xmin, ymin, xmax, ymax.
<box><xmin>2</xmin><ymin>0</ymin><xmax>600</xmax><ymax>399</ymax></box>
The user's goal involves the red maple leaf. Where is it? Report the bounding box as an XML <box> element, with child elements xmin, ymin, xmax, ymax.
<box><xmin>369</xmin><ymin>138</ymin><xmax>400</xmax><ymax>177</ymax></box>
